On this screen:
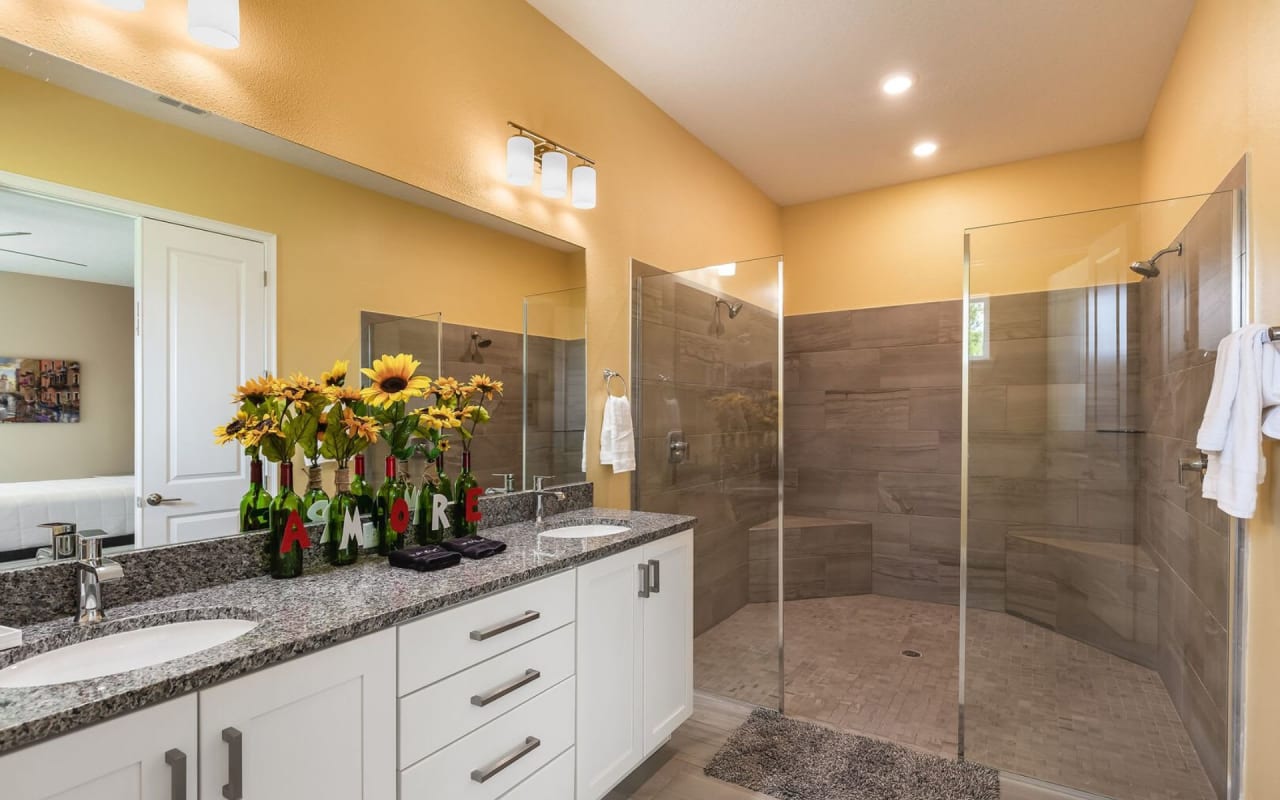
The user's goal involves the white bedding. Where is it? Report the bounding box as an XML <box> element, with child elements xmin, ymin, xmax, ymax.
<box><xmin>0</xmin><ymin>476</ymin><xmax>136</xmax><ymax>553</ymax></box>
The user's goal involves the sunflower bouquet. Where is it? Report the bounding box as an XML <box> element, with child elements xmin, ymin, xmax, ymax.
<box><xmin>361</xmin><ymin>353</ymin><xmax>432</xmax><ymax>461</ymax></box>
<box><xmin>215</xmin><ymin>376</ymin><xmax>283</xmax><ymax>533</ymax></box>
<box><xmin>456</xmin><ymin>374</ymin><xmax>505</xmax><ymax>455</ymax></box>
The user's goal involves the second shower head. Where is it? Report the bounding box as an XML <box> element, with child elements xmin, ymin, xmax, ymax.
<box><xmin>715</xmin><ymin>298</ymin><xmax>743</xmax><ymax>319</ymax></box>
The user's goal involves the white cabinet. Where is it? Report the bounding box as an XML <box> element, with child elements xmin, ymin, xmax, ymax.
<box><xmin>0</xmin><ymin>695</ymin><xmax>196</xmax><ymax>800</ymax></box>
<box><xmin>575</xmin><ymin>529</ymin><xmax>694</xmax><ymax>800</ymax></box>
<box><xmin>198</xmin><ymin>629</ymin><xmax>396</xmax><ymax>800</ymax></box>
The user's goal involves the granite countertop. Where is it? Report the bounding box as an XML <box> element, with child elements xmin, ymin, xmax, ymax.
<box><xmin>0</xmin><ymin>507</ymin><xmax>695</xmax><ymax>754</ymax></box>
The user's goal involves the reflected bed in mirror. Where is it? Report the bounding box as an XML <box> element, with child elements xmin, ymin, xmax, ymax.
<box><xmin>0</xmin><ymin>39</ymin><xmax>586</xmax><ymax>568</ymax></box>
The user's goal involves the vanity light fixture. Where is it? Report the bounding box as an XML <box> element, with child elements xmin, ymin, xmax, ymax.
<box><xmin>97</xmin><ymin>0</ymin><xmax>146</xmax><ymax>10</ymax></box>
<box><xmin>714</xmin><ymin>263</ymin><xmax>737</xmax><ymax>277</ymax></box>
<box><xmin>188</xmin><ymin>0</ymin><xmax>241</xmax><ymax>50</ymax></box>
<box><xmin>881</xmin><ymin>72</ymin><xmax>915</xmax><ymax>96</ymax></box>
<box><xmin>506</xmin><ymin>122</ymin><xmax>597</xmax><ymax>209</ymax></box>
<box><xmin>912</xmin><ymin>140</ymin><xmax>939</xmax><ymax>158</ymax></box>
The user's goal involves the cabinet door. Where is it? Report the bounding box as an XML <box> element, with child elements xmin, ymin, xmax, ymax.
<box><xmin>199</xmin><ymin>629</ymin><xmax>395</xmax><ymax>800</ymax></box>
<box><xmin>642</xmin><ymin>529</ymin><xmax>694</xmax><ymax>752</ymax></box>
<box><xmin>0</xmin><ymin>696</ymin><xmax>196</xmax><ymax>800</ymax></box>
<box><xmin>575</xmin><ymin>547</ymin><xmax>645</xmax><ymax>800</ymax></box>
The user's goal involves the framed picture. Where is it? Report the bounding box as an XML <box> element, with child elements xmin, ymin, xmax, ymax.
<box><xmin>0</xmin><ymin>357</ymin><xmax>80</xmax><ymax>423</ymax></box>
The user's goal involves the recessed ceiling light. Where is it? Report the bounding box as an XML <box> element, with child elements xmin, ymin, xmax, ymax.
<box><xmin>912</xmin><ymin>141</ymin><xmax>939</xmax><ymax>158</ymax></box>
<box><xmin>881</xmin><ymin>72</ymin><xmax>915</xmax><ymax>96</ymax></box>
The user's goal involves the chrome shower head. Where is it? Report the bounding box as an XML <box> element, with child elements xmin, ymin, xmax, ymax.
<box><xmin>1129</xmin><ymin>242</ymin><xmax>1183</xmax><ymax>280</ymax></box>
<box><xmin>715</xmin><ymin>298</ymin><xmax>743</xmax><ymax>318</ymax></box>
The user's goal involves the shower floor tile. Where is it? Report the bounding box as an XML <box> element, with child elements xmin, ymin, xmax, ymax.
<box><xmin>693</xmin><ymin>595</ymin><xmax>1217</xmax><ymax>800</ymax></box>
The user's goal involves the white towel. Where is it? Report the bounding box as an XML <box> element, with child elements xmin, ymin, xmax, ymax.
<box><xmin>600</xmin><ymin>395</ymin><xmax>636</xmax><ymax>473</ymax></box>
<box><xmin>1196</xmin><ymin>324</ymin><xmax>1278</xmax><ymax>518</ymax></box>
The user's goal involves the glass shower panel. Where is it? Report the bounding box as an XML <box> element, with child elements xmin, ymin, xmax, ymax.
<box><xmin>631</xmin><ymin>256</ymin><xmax>784</xmax><ymax>711</ymax></box>
<box><xmin>360</xmin><ymin>310</ymin><xmax>442</xmax><ymax>475</ymax></box>
<box><xmin>523</xmin><ymin>287</ymin><xmax>587</xmax><ymax>491</ymax></box>
<box><xmin>963</xmin><ymin>191</ymin><xmax>1237</xmax><ymax>800</ymax></box>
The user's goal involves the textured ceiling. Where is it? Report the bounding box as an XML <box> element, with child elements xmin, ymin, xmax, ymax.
<box><xmin>527</xmin><ymin>0</ymin><xmax>1194</xmax><ymax>205</ymax></box>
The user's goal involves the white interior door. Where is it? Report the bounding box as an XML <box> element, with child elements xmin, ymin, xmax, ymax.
<box><xmin>139</xmin><ymin>218</ymin><xmax>267</xmax><ymax>547</ymax></box>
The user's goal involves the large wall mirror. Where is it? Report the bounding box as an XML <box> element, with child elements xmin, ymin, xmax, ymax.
<box><xmin>0</xmin><ymin>40</ymin><xmax>586</xmax><ymax>568</ymax></box>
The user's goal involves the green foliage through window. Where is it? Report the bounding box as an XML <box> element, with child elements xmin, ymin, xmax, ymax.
<box><xmin>968</xmin><ymin>298</ymin><xmax>988</xmax><ymax>359</ymax></box>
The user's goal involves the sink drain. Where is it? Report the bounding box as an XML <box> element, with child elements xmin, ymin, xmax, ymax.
<box><xmin>901</xmin><ymin>649</ymin><xmax>922</xmax><ymax>658</ymax></box>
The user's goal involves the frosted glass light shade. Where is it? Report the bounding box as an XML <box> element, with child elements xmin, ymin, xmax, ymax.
<box><xmin>99</xmin><ymin>0</ymin><xmax>145</xmax><ymax>10</ymax></box>
<box><xmin>571</xmin><ymin>165</ymin><xmax>597</xmax><ymax>209</ymax></box>
<box><xmin>506</xmin><ymin>135</ymin><xmax>535</xmax><ymax>186</ymax></box>
<box><xmin>188</xmin><ymin>0</ymin><xmax>240</xmax><ymax>50</ymax></box>
<box><xmin>541</xmin><ymin>151</ymin><xmax>568</xmax><ymax>199</ymax></box>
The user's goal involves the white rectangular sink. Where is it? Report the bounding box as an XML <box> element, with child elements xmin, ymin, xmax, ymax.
<box><xmin>537</xmin><ymin>524</ymin><xmax>630</xmax><ymax>539</ymax></box>
<box><xmin>0</xmin><ymin>618</ymin><xmax>258</xmax><ymax>688</ymax></box>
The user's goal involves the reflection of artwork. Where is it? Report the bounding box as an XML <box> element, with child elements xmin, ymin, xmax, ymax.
<box><xmin>0</xmin><ymin>357</ymin><xmax>80</xmax><ymax>423</ymax></box>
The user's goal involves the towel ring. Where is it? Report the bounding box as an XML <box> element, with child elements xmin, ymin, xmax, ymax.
<box><xmin>603</xmin><ymin>369</ymin><xmax>626</xmax><ymax>397</ymax></box>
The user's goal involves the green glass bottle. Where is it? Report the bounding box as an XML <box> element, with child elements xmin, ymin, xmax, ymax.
<box><xmin>238</xmin><ymin>458</ymin><xmax>271</xmax><ymax>532</ymax></box>
<box><xmin>414</xmin><ymin>462</ymin><xmax>443</xmax><ymax>546</ymax></box>
<box><xmin>269</xmin><ymin>463</ymin><xmax>307</xmax><ymax>579</ymax></box>
<box><xmin>375</xmin><ymin>455</ymin><xmax>408</xmax><ymax>555</ymax></box>
<box><xmin>351</xmin><ymin>454</ymin><xmax>375</xmax><ymax>516</ymax></box>
<box><xmin>301</xmin><ymin>464</ymin><xmax>330</xmax><ymax>527</ymax></box>
<box><xmin>435</xmin><ymin>455</ymin><xmax>455</xmax><ymax>539</ymax></box>
<box><xmin>325</xmin><ymin>467</ymin><xmax>361</xmax><ymax>566</ymax></box>
<box><xmin>452</xmin><ymin>452</ymin><xmax>479</xmax><ymax>537</ymax></box>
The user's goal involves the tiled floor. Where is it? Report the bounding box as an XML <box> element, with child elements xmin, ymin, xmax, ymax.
<box><xmin>692</xmin><ymin>595</ymin><xmax>1217</xmax><ymax>800</ymax></box>
<box><xmin>607</xmin><ymin>693</ymin><xmax>1095</xmax><ymax>800</ymax></box>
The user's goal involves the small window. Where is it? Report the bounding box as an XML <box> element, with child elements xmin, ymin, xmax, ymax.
<box><xmin>968</xmin><ymin>296</ymin><xmax>990</xmax><ymax>360</ymax></box>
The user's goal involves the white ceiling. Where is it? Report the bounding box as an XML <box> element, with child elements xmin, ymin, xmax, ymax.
<box><xmin>527</xmin><ymin>0</ymin><xmax>1194</xmax><ymax>205</ymax></box>
<box><xmin>0</xmin><ymin>188</ymin><xmax>135</xmax><ymax>286</ymax></box>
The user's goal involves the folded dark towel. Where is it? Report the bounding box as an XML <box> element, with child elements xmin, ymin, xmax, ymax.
<box><xmin>388</xmin><ymin>545</ymin><xmax>462</xmax><ymax>572</ymax></box>
<box><xmin>441</xmin><ymin>535</ymin><xmax>508</xmax><ymax>559</ymax></box>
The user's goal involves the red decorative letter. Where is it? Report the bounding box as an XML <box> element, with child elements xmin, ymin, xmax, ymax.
<box><xmin>390</xmin><ymin>497</ymin><xmax>411</xmax><ymax>534</ymax></box>
<box><xmin>280</xmin><ymin>510</ymin><xmax>311</xmax><ymax>554</ymax></box>
<box><xmin>464</xmin><ymin>487</ymin><xmax>484</xmax><ymax>523</ymax></box>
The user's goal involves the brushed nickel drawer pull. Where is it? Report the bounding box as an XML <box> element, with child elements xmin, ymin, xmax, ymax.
<box><xmin>470</xmin><ymin>610</ymin><xmax>541</xmax><ymax>641</ymax></box>
<box><xmin>638</xmin><ymin>563</ymin><xmax>650</xmax><ymax>598</ymax></box>
<box><xmin>221</xmin><ymin>727</ymin><xmax>243</xmax><ymax>800</ymax></box>
<box><xmin>648</xmin><ymin>558</ymin><xmax>661</xmax><ymax>594</ymax></box>
<box><xmin>165</xmin><ymin>748</ymin><xmax>187</xmax><ymax>800</ymax></box>
<box><xmin>470</xmin><ymin>736</ymin><xmax>541</xmax><ymax>784</ymax></box>
<box><xmin>471</xmin><ymin>668</ymin><xmax>542</xmax><ymax>707</ymax></box>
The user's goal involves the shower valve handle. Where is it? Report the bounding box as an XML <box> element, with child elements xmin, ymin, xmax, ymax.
<box><xmin>1178</xmin><ymin>454</ymin><xmax>1208</xmax><ymax>487</ymax></box>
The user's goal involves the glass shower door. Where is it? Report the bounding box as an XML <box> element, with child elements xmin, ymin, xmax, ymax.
<box><xmin>963</xmin><ymin>190</ymin><xmax>1241</xmax><ymax>800</ymax></box>
<box><xmin>631</xmin><ymin>256</ymin><xmax>784</xmax><ymax>711</ymax></box>
<box><xmin>523</xmin><ymin>287</ymin><xmax>587</xmax><ymax>490</ymax></box>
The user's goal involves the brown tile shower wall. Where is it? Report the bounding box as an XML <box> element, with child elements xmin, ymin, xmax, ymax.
<box><xmin>1136</xmin><ymin>191</ymin><xmax>1234</xmax><ymax>800</ymax></box>
<box><xmin>634</xmin><ymin>277</ymin><xmax>779</xmax><ymax>637</ymax></box>
<box><xmin>785</xmin><ymin>286</ymin><xmax>1141</xmax><ymax>613</ymax></box>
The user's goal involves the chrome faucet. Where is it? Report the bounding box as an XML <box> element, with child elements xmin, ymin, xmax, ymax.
<box><xmin>485</xmin><ymin>473</ymin><xmax>517</xmax><ymax>495</ymax></box>
<box><xmin>76</xmin><ymin>534</ymin><xmax>123</xmax><ymax>626</ymax></box>
<box><xmin>532</xmin><ymin>475</ymin><xmax>566</xmax><ymax>526</ymax></box>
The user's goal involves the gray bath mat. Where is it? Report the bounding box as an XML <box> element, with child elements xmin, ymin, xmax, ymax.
<box><xmin>705</xmin><ymin>709</ymin><xmax>999</xmax><ymax>800</ymax></box>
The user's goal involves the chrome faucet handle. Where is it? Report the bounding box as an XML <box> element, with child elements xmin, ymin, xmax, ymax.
<box><xmin>491</xmin><ymin>473</ymin><xmax>516</xmax><ymax>493</ymax></box>
<box><xmin>77</xmin><ymin>535</ymin><xmax>123</xmax><ymax>580</ymax></box>
<box><xmin>533</xmin><ymin>475</ymin><xmax>555</xmax><ymax>492</ymax></box>
<box><xmin>38</xmin><ymin>522</ymin><xmax>79</xmax><ymax>560</ymax></box>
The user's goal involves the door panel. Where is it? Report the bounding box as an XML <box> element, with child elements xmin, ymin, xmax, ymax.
<box><xmin>139</xmin><ymin>219</ymin><xmax>267</xmax><ymax>546</ymax></box>
<box><xmin>642</xmin><ymin>529</ymin><xmax>694</xmax><ymax>752</ymax></box>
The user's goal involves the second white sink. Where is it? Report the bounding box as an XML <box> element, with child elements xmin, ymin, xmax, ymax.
<box><xmin>538</xmin><ymin>524</ymin><xmax>630</xmax><ymax>539</ymax></box>
<box><xmin>0</xmin><ymin>618</ymin><xmax>258</xmax><ymax>688</ymax></box>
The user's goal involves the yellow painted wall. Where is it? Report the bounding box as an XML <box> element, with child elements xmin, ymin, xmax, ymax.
<box><xmin>0</xmin><ymin>0</ymin><xmax>783</xmax><ymax>508</ymax></box>
<box><xmin>0</xmin><ymin>273</ymin><xmax>133</xmax><ymax>482</ymax></box>
<box><xmin>782</xmin><ymin>141</ymin><xmax>1144</xmax><ymax>314</ymax></box>
<box><xmin>1140</xmin><ymin>1</ymin><xmax>1280</xmax><ymax>795</ymax></box>
<box><xmin>0</xmin><ymin>68</ymin><xmax>580</xmax><ymax>386</ymax></box>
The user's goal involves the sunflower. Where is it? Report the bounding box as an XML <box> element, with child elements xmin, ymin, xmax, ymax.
<box><xmin>433</xmin><ymin>376</ymin><xmax>462</xmax><ymax>400</ymax></box>
<box><xmin>240</xmin><ymin>417</ymin><xmax>279</xmax><ymax>448</ymax></box>
<box><xmin>321</xmin><ymin>360</ymin><xmax>349</xmax><ymax>387</ymax></box>
<box><xmin>324</xmin><ymin>385</ymin><xmax>362</xmax><ymax>405</ymax></box>
<box><xmin>316</xmin><ymin>412</ymin><xmax>329</xmax><ymax>441</ymax></box>
<box><xmin>437</xmin><ymin>437</ymin><xmax>451</xmax><ymax>453</ymax></box>
<box><xmin>467</xmin><ymin>374</ymin><xmax>504</xmax><ymax>401</ymax></box>
<box><xmin>427</xmin><ymin>406</ymin><xmax>463</xmax><ymax>429</ymax></box>
<box><xmin>275</xmin><ymin>372</ymin><xmax>320</xmax><ymax>408</ymax></box>
<box><xmin>214</xmin><ymin>410</ymin><xmax>252</xmax><ymax>445</ymax></box>
<box><xmin>360</xmin><ymin>353</ymin><xmax>431</xmax><ymax>408</ymax></box>
<box><xmin>233</xmin><ymin>376</ymin><xmax>277</xmax><ymax>405</ymax></box>
<box><xmin>342</xmin><ymin>407</ymin><xmax>380</xmax><ymax>443</ymax></box>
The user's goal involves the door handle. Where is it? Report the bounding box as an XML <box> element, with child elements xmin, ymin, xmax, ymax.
<box><xmin>221</xmin><ymin>727</ymin><xmax>243</xmax><ymax>800</ymax></box>
<box><xmin>469</xmin><ymin>610</ymin><xmax>541</xmax><ymax>641</ymax></box>
<box><xmin>146</xmin><ymin>493</ymin><xmax>183</xmax><ymax>506</ymax></box>
<box><xmin>1178</xmin><ymin>454</ymin><xmax>1208</xmax><ymax>487</ymax></box>
<box><xmin>638</xmin><ymin>563</ymin><xmax>651</xmax><ymax>598</ymax></box>
<box><xmin>165</xmin><ymin>748</ymin><xmax>187</xmax><ymax>800</ymax></box>
<box><xmin>470</xmin><ymin>736</ymin><xmax>541</xmax><ymax>784</ymax></box>
<box><xmin>648</xmin><ymin>559</ymin><xmax>661</xmax><ymax>594</ymax></box>
<box><xmin>471</xmin><ymin>668</ymin><xmax>542</xmax><ymax>707</ymax></box>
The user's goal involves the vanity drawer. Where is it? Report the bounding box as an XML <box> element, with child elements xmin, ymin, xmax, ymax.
<box><xmin>399</xmin><ymin>676</ymin><xmax>575</xmax><ymax>800</ymax></box>
<box><xmin>501</xmin><ymin>747</ymin><xmax>575</xmax><ymax>800</ymax></box>
<box><xmin>398</xmin><ymin>570</ymin><xmax>575</xmax><ymax>695</ymax></box>
<box><xmin>399</xmin><ymin>623</ymin><xmax>576</xmax><ymax>767</ymax></box>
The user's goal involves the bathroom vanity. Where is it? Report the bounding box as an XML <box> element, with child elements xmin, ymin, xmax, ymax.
<box><xmin>0</xmin><ymin>511</ymin><xmax>694</xmax><ymax>800</ymax></box>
